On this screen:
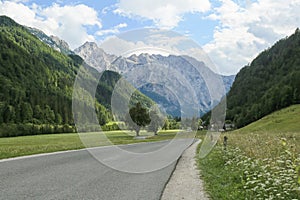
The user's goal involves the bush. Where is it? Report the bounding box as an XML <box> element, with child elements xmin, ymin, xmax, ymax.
<box><xmin>101</xmin><ymin>123</ymin><xmax>120</xmax><ymax>131</ymax></box>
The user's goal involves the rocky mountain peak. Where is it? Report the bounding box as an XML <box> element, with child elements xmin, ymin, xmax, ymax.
<box><xmin>74</xmin><ymin>42</ymin><xmax>117</xmax><ymax>72</ymax></box>
<box><xmin>50</xmin><ymin>35</ymin><xmax>70</xmax><ymax>51</ymax></box>
<box><xmin>79</xmin><ymin>41</ymin><xmax>100</xmax><ymax>51</ymax></box>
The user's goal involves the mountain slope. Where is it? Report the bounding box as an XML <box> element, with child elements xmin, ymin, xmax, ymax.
<box><xmin>226</xmin><ymin>28</ymin><xmax>300</xmax><ymax>128</ymax></box>
<box><xmin>27</xmin><ymin>27</ymin><xmax>73</xmax><ymax>55</ymax></box>
<box><xmin>0</xmin><ymin>16</ymin><xmax>151</xmax><ymax>137</ymax></box>
<box><xmin>0</xmin><ymin>15</ymin><xmax>80</xmax><ymax>128</ymax></box>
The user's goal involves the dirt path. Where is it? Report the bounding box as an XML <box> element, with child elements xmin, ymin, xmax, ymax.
<box><xmin>161</xmin><ymin>140</ymin><xmax>210</xmax><ymax>200</ymax></box>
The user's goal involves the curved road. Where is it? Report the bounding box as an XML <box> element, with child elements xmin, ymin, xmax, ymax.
<box><xmin>0</xmin><ymin>139</ymin><xmax>193</xmax><ymax>200</ymax></box>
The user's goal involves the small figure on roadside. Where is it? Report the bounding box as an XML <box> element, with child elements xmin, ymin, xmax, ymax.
<box><xmin>223</xmin><ymin>136</ymin><xmax>228</xmax><ymax>150</ymax></box>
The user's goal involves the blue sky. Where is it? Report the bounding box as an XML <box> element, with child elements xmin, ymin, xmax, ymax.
<box><xmin>0</xmin><ymin>0</ymin><xmax>299</xmax><ymax>74</ymax></box>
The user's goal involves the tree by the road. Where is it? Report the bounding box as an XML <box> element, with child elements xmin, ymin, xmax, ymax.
<box><xmin>147</xmin><ymin>106</ymin><xmax>164</xmax><ymax>135</ymax></box>
<box><xmin>191</xmin><ymin>117</ymin><xmax>203</xmax><ymax>131</ymax></box>
<box><xmin>191</xmin><ymin>117</ymin><xmax>198</xmax><ymax>131</ymax></box>
<box><xmin>125</xmin><ymin>102</ymin><xmax>150</xmax><ymax>136</ymax></box>
<box><xmin>162</xmin><ymin>118</ymin><xmax>169</xmax><ymax>130</ymax></box>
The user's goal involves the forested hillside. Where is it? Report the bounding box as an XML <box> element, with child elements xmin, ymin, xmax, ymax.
<box><xmin>226</xmin><ymin>28</ymin><xmax>300</xmax><ymax>128</ymax></box>
<box><xmin>0</xmin><ymin>16</ymin><xmax>151</xmax><ymax>137</ymax></box>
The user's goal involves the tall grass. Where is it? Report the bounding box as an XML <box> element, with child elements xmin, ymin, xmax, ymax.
<box><xmin>198</xmin><ymin>135</ymin><xmax>300</xmax><ymax>199</ymax></box>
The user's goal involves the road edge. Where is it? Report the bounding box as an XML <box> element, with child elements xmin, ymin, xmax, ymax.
<box><xmin>160</xmin><ymin>139</ymin><xmax>210</xmax><ymax>200</ymax></box>
<box><xmin>159</xmin><ymin>139</ymin><xmax>197</xmax><ymax>199</ymax></box>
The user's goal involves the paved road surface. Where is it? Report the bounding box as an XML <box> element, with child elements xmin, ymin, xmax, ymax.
<box><xmin>0</xmin><ymin>139</ymin><xmax>193</xmax><ymax>200</ymax></box>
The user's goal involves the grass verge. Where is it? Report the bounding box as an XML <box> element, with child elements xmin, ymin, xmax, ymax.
<box><xmin>0</xmin><ymin>129</ymin><xmax>184</xmax><ymax>160</ymax></box>
<box><xmin>198</xmin><ymin>137</ymin><xmax>300</xmax><ymax>199</ymax></box>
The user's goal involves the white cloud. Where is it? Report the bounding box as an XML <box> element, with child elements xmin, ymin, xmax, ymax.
<box><xmin>9</xmin><ymin>0</ymin><xmax>29</xmax><ymax>2</ymax></box>
<box><xmin>40</xmin><ymin>3</ymin><xmax>102</xmax><ymax>48</ymax></box>
<box><xmin>100</xmin><ymin>29</ymin><xmax>188</xmax><ymax>56</ymax></box>
<box><xmin>115</xmin><ymin>23</ymin><xmax>127</xmax><ymax>29</ymax></box>
<box><xmin>114</xmin><ymin>0</ymin><xmax>211</xmax><ymax>29</ymax></box>
<box><xmin>203</xmin><ymin>0</ymin><xmax>300</xmax><ymax>74</ymax></box>
<box><xmin>96</xmin><ymin>23</ymin><xmax>127</xmax><ymax>36</ymax></box>
<box><xmin>100</xmin><ymin>36</ymin><xmax>173</xmax><ymax>57</ymax></box>
<box><xmin>100</xmin><ymin>36</ymin><xmax>152</xmax><ymax>56</ymax></box>
<box><xmin>0</xmin><ymin>1</ymin><xmax>102</xmax><ymax>49</ymax></box>
<box><xmin>0</xmin><ymin>1</ymin><xmax>36</xmax><ymax>23</ymax></box>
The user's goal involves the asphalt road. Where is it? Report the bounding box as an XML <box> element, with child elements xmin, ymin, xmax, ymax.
<box><xmin>0</xmin><ymin>139</ymin><xmax>193</xmax><ymax>200</ymax></box>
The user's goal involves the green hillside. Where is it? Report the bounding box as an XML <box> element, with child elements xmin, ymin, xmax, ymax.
<box><xmin>226</xmin><ymin>28</ymin><xmax>300</xmax><ymax>128</ymax></box>
<box><xmin>235</xmin><ymin>104</ymin><xmax>300</xmax><ymax>133</ymax></box>
<box><xmin>0</xmin><ymin>16</ymin><xmax>79</xmax><ymax>125</ymax></box>
<box><xmin>0</xmin><ymin>16</ymin><xmax>151</xmax><ymax>137</ymax></box>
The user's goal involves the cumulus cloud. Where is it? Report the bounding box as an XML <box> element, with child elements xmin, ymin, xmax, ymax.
<box><xmin>114</xmin><ymin>0</ymin><xmax>211</xmax><ymax>29</ymax></box>
<box><xmin>9</xmin><ymin>0</ymin><xmax>29</xmax><ymax>2</ymax></box>
<box><xmin>203</xmin><ymin>0</ymin><xmax>300</xmax><ymax>74</ymax></box>
<box><xmin>0</xmin><ymin>1</ymin><xmax>102</xmax><ymax>49</ymax></box>
<box><xmin>100</xmin><ymin>29</ymin><xmax>188</xmax><ymax>56</ymax></box>
<box><xmin>96</xmin><ymin>23</ymin><xmax>127</xmax><ymax>36</ymax></box>
<box><xmin>100</xmin><ymin>36</ymin><xmax>175</xmax><ymax>57</ymax></box>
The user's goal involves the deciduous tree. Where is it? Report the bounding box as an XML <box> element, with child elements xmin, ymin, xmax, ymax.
<box><xmin>125</xmin><ymin>102</ymin><xmax>150</xmax><ymax>136</ymax></box>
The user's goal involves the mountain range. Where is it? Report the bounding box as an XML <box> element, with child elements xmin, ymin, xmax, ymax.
<box><xmin>74</xmin><ymin>42</ymin><xmax>235</xmax><ymax>116</ymax></box>
<box><xmin>24</xmin><ymin>22</ymin><xmax>236</xmax><ymax>117</ymax></box>
<box><xmin>26</xmin><ymin>23</ymin><xmax>235</xmax><ymax>117</ymax></box>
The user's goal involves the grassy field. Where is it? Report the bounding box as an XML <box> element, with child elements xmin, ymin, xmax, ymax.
<box><xmin>197</xmin><ymin>105</ymin><xmax>300</xmax><ymax>199</ymax></box>
<box><xmin>0</xmin><ymin>129</ymin><xmax>183</xmax><ymax>159</ymax></box>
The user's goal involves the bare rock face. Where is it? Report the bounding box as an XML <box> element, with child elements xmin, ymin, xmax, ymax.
<box><xmin>50</xmin><ymin>35</ymin><xmax>70</xmax><ymax>52</ymax></box>
<box><xmin>74</xmin><ymin>42</ymin><xmax>118</xmax><ymax>72</ymax></box>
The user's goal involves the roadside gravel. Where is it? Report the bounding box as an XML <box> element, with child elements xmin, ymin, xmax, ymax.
<box><xmin>161</xmin><ymin>140</ymin><xmax>210</xmax><ymax>200</ymax></box>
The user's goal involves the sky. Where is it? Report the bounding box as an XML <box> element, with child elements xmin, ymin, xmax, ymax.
<box><xmin>0</xmin><ymin>0</ymin><xmax>299</xmax><ymax>75</ymax></box>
